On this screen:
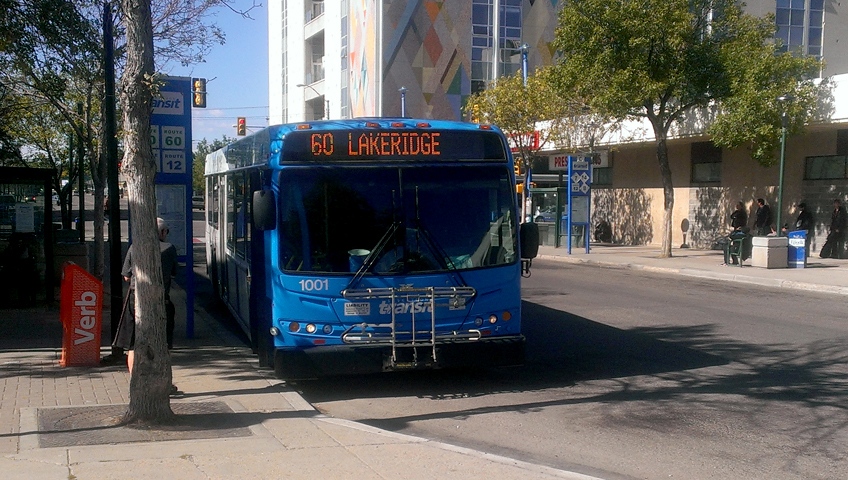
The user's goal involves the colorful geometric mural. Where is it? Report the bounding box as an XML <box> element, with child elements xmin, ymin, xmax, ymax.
<box><xmin>349</xmin><ymin>0</ymin><xmax>379</xmax><ymax>117</ymax></box>
<box><xmin>380</xmin><ymin>0</ymin><xmax>559</xmax><ymax>120</ymax></box>
<box><xmin>346</xmin><ymin>1</ymin><xmax>560</xmax><ymax>120</ymax></box>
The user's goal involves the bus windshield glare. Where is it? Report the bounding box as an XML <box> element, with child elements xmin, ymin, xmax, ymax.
<box><xmin>278</xmin><ymin>165</ymin><xmax>516</xmax><ymax>274</ymax></box>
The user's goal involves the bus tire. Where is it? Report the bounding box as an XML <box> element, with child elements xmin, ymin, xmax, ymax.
<box><xmin>208</xmin><ymin>250</ymin><xmax>221</xmax><ymax>300</ymax></box>
<box><xmin>257</xmin><ymin>326</ymin><xmax>274</xmax><ymax>369</ymax></box>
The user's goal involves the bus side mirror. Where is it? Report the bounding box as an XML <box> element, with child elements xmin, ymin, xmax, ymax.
<box><xmin>253</xmin><ymin>189</ymin><xmax>276</xmax><ymax>231</ymax></box>
<box><xmin>520</xmin><ymin>222</ymin><xmax>539</xmax><ymax>259</ymax></box>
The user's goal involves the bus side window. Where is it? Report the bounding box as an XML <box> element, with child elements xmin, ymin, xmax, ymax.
<box><xmin>233</xmin><ymin>171</ymin><xmax>250</xmax><ymax>259</ymax></box>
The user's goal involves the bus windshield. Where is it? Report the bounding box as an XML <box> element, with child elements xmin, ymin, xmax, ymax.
<box><xmin>278</xmin><ymin>165</ymin><xmax>516</xmax><ymax>274</ymax></box>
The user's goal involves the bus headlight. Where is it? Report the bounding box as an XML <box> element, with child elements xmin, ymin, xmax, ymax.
<box><xmin>474</xmin><ymin>316</ymin><xmax>484</xmax><ymax>327</ymax></box>
<box><xmin>288</xmin><ymin>322</ymin><xmax>300</xmax><ymax>333</ymax></box>
<box><xmin>323</xmin><ymin>324</ymin><xmax>333</xmax><ymax>334</ymax></box>
<box><xmin>305</xmin><ymin>323</ymin><xmax>317</xmax><ymax>334</ymax></box>
<box><xmin>489</xmin><ymin>314</ymin><xmax>498</xmax><ymax>324</ymax></box>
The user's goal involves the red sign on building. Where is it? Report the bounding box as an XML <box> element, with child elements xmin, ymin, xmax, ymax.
<box><xmin>59</xmin><ymin>263</ymin><xmax>103</xmax><ymax>367</ymax></box>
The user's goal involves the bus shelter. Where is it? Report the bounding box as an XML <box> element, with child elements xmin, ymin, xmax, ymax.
<box><xmin>0</xmin><ymin>167</ymin><xmax>56</xmax><ymax>306</ymax></box>
<box><xmin>529</xmin><ymin>187</ymin><xmax>587</xmax><ymax>248</ymax></box>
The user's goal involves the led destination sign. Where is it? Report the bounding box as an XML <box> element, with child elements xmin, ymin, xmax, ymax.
<box><xmin>281</xmin><ymin>129</ymin><xmax>506</xmax><ymax>163</ymax></box>
<box><xmin>313</xmin><ymin>131</ymin><xmax>441</xmax><ymax>157</ymax></box>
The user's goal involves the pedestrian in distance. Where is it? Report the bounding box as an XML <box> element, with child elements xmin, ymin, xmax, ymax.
<box><xmin>754</xmin><ymin>198</ymin><xmax>772</xmax><ymax>236</ymax></box>
<box><xmin>113</xmin><ymin>217</ymin><xmax>179</xmax><ymax>394</ymax></box>
<box><xmin>791</xmin><ymin>202</ymin><xmax>815</xmax><ymax>257</ymax></box>
<box><xmin>730</xmin><ymin>201</ymin><xmax>748</xmax><ymax>231</ymax></box>
<box><xmin>723</xmin><ymin>201</ymin><xmax>750</xmax><ymax>266</ymax></box>
<box><xmin>820</xmin><ymin>199</ymin><xmax>848</xmax><ymax>259</ymax></box>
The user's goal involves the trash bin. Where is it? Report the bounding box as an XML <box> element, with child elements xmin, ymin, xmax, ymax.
<box><xmin>787</xmin><ymin>230</ymin><xmax>807</xmax><ymax>268</ymax></box>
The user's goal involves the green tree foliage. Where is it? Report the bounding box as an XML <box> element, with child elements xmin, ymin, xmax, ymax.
<box><xmin>707</xmin><ymin>13</ymin><xmax>820</xmax><ymax>165</ymax></box>
<box><xmin>464</xmin><ymin>67</ymin><xmax>580</xmax><ymax>173</ymax></box>
<box><xmin>552</xmin><ymin>0</ymin><xmax>820</xmax><ymax>257</ymax></box>
<box><xmin>192</xmin><ymin>136</ymin><xmax>231</xmax><ymax>195</ymax></box>
<box><xmin>0</xmin><ymin>85</ymin><xmax>25</xmax><ymax>164</ymax></box>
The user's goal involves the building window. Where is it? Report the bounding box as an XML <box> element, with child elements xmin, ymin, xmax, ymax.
<box><xmin>471</xmin><ymin>0</ymin><xmax>523</xmax><ymax>95</ymax></box>
<box><xmin>592</xmin><ymin>167</ymin><xmax>612</xmax><ymax>186</ymax></box>
<box><xmin>776</xmin><ymin>0</ymin><xmax>824</xmax><ymax>59</ymax></box>
<box><xmin>472</xmin><ymin>0</ymin><xmax>494</xmax><ymax>94</ymax></box>
<box><xmin>805</xmin><ymin>156</ymin><xmax>848</xmax><ymax>180</ymax></box>
<box><xmin>498</xmin><ymin>1</ymin><xmax>523</xmax><ymax>78</ymax></box>
<box><xmin>691</xmin><ymin>141</ymin><xmax>722</xmax><ymax>183</ymax></box>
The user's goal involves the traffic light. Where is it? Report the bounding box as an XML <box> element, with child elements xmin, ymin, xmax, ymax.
<box><xmin>192</xmin><ymin>77</ymin><xmax>207</xmax><ymax>108</ymax></box>
<box><xmin>236</xmin><ymin>117</ymin><xmax>246</xmax><ymax>136</ymax></box>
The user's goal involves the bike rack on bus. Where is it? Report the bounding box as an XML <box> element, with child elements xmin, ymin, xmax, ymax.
<box><xmin>341</xmin><ymin>285</ymin><xmax>478</xmax><ymax>369</ymax></box>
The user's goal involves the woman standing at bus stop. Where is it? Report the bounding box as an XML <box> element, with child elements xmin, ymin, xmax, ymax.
<box><xmin>113</xmin><ymin>217</ymin><xmax>178</xmax><ymax>393</ymax></box>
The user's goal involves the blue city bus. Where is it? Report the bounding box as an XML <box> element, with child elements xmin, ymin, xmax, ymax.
<box><xmin>205</xmin><ymin>118</ymin><xmax>538</xmax><ymax>379</ymax></box>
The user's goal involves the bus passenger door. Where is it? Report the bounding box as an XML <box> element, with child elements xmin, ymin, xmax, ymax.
<box><xmin>225</xmin><ymin>171</ymin><xmax>252</xmax><ymax>334</ymax></box>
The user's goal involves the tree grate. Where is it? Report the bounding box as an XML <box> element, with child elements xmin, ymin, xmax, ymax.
<box><xmin>36</xmin><ymin>401</ymin><xmax>252</xmax><ymax>448</ymax></box>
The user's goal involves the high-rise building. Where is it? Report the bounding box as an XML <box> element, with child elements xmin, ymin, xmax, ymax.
<box><xmin>269</xmin><ymin>0</ymin><xmax>559</xmax><ymax>123</ymax></box>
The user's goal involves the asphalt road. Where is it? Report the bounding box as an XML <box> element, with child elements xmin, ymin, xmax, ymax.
<box><xmin>294</xmin><ymin>259</ymin><xmax>848</xmax><ymax>480</ymax></box>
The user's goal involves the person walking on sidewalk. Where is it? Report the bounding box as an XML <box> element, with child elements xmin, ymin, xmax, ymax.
<box><xmin>754</xmin><ymin>198</ymin><xmax>772</xmax><ymax>236</ymax></box>
<box><xmin>113</xmin><ymin>217</ymin><xmax>178</xmax><ymax>392</ymax></box>
<box><xmin>821</xmin><ymin>199</ymin><xmax>848</xmax><ymax>258</ymax></box>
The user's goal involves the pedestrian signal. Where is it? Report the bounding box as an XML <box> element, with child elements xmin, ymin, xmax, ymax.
<box><xmin>192</xmin><ymin>78</ymin><xmax>207</xmax><ymax>108</ymax></box>
<box><xmin>237</xmin><ymin>117</ymin><xmax>247</xmax><ymax>136</ymax></box>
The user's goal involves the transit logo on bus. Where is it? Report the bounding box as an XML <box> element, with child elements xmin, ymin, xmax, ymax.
<box><xmin>310</xmin><ymin>132</ymin><xmax>442</xmax><ymax>158</ymax></box>
<box><xmin>379</xmin><ymin>299</ymin><xmax>434</xmax><ymax>315</ymax></box>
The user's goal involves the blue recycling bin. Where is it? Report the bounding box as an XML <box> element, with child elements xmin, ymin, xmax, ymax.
<box><xmin>787</xmin><ymin>230</ymin><xmax>807</xmax><ymax>268</ymax></box>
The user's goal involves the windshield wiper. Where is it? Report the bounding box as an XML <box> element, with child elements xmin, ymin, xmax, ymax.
<box><xmin>404</xmin><ymin>186</ymin><xmax>469</xmax><ymax>289</ymax></box>
<box><xmin>342</xmin><ymin>221</ymin><xmax>400</xmax><ymax>293</ymax></box>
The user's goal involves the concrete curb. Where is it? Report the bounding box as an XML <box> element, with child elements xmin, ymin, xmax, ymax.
<box><xmin>538</xmin><ymin>253</ymin><xmax>848</xmax><ymax>296</ymax></box>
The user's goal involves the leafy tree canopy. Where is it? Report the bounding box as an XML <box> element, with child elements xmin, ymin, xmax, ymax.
<box><xmin>192</xmin><ymin>135</ymin><xmax>231</xmax><ymax>194</ymax></box>
<box><xmin>551</xmin><ymin>0</ymin><xmax>822</xmax><ymax>256</ymax></box>
<box><xmin>465</xmin><ymin>67</ymin><xmax>582</xmax><ymax>166</ymax></box>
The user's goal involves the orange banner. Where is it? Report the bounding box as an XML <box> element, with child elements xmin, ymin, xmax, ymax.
<box><xmin>59</xmin><ymin>262</ymin><xmax>103</xmax><ymax>367</ymax></box>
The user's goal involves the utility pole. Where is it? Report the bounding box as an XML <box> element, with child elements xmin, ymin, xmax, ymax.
<box><xmin>103</xmin><ymin>1</ymin><xmax>123</xmax><ymax>361</ymax></box>
<box><xmin>77</xmin><ymin>102</ymin><xmax>85</xmax><ymax>243</ymax></box>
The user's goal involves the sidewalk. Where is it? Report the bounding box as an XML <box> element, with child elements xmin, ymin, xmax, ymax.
<box><xmin>1</xmin><ymin>245</ymin><xmax>844</xmax><ymax>480</ymax></box>
<box><xmin>537</xmin><ymin>243</ymin><xmax>848</xmax><ymax>296</ymax></box>
<box><xmin>0</xmin><ymin>284</ymin><xmax>598</xmax><ymax>480</ymax></box>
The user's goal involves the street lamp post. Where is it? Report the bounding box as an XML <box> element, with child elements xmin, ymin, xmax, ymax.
<box><xmin>776</xmin><ymin>95</ymin><xmax>792</xmax><ymax>236</ymax></box>
<box><xmin>296</xmin><ymin>83</ymin><xmax>329</xmax><ymax>120</ymax></box>
<box><xmin>399</xmin><ymin>86</ymin><xmax>407</xmax><ymax>117</ymax></box>
<box><xmin>520</xmin><ymin>43</ymin><xmax>529</xmax><ymax>86</ymax></box>
<box><xmin>519</xmin><ymin>43</ymin><xmax>530</xmax><ymax>223</ymax></box>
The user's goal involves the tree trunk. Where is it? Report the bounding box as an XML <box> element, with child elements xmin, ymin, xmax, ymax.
<box><xmin>119</xmin><ymin>0</ymin><xmax>173</xmax><ymax>425</ymax></box>
<box><xmin>649</xmin><ymin>113</ymin><xmax>674</xmax><ymax>259</ymax></box>
<box><xmin>657</xmin><ymin>137</ymin><xmax>674</xmax><ymax>258</ymax></box>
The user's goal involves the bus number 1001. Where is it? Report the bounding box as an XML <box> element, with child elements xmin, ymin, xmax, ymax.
<box><xmin>299</xmin><ymin>279</ymin><xmax>330</xmax><ymax>292</ymax></box>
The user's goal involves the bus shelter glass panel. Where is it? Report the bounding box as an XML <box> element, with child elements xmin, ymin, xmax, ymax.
<box><xmin>0</xmin><ymin>182</ymin><xmax>48</xmax><ymax>307</ymax></box>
